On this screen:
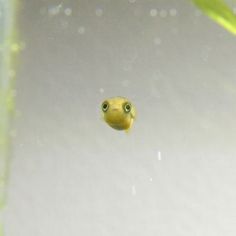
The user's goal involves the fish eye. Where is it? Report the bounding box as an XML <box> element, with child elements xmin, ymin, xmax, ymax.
<box><xmin>123</xmin><ymin>102</ymin><xmax>131</xmax><ymax>113</ymax></box>
<box><xmin>102</xmin><ymin>101</ymin><xmax>109</xmax><ymax>112</ymax></box>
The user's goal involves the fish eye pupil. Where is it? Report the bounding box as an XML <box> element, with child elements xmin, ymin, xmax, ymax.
<box><xmin>102</xmin><ymin>102</ymin><xmax>109</xmax><ymax>112</ymax></box>
<box><xmin>124</xmin><ymin>103</ymin><xmax>131</xmax><ymax>113</ymax></box>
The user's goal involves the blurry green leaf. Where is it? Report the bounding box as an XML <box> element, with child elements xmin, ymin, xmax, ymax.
<box><xmin>192</xmin><ymin>0</ymin><xmax>236</xmax><ymax>35</ymax></box>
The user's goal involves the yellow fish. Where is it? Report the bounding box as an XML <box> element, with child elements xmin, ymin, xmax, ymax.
<box><xmin>101</xmin><ymin>97</ymin><xmax>136</xmax><ymax>132</ymax></box>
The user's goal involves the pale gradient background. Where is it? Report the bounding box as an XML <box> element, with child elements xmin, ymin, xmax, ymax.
<box><xmin>5</xmin><ymin>0</ymin><xmax>236</xmax><ymax>235</ymax></box>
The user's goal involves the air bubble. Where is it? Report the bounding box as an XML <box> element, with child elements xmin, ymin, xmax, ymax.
<box><xmin>95</xmin><ymin>8</ymin><xmax>103</xmax><ymax>16</ymax></box>
<box><xmin>99</xmin><ymin>88</ymin><xmax>104</xmax><ymax>94</ymax></box>
<box><xmin>64</xmin><ymin>8</ymin><xmax>72</xmax><ymax>16</ymax></box>
<box><xmin>78</xmin><ymin>26</ymin><xmax>85</xmax><ymax>34</ymax></box>
<box><xmin>159</xmin><ymin>9</ymin><xmax>167</xmax><ymax>17</ymax></box>
<box><xmin>169</xmin><ymin>8</ymin><xmax>177</xmax><ymax>16</ymax></box>
<box><xmin>131</xmin><ymin>185</ymin><xmax>136</xmax><ymax>196</ymax></box>
<box><xmin>154</xmin><ymin>37</ymin><xmax>161</xmax><ymax>45</ymax></box>
<box><xmin>150</xmin><ymin>9</ymin><xmax>158</xmax><ymax>17</ymax></box>
<box><xmin>128</xmin><ymin>0</ymin><xmax>136</xmax><ymax>3</ymax></box>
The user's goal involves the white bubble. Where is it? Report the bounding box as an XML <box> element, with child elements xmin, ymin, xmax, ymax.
<box><xmin>78</xmin><ymin>26</ymin><xmax>85</xmax><ymax>34</ymax></box>
<box><xmin>154</xmin><ymin>37</ymin><xmax>161</xmax><ymax>45</ymax></box>
<box><xmin>169</xmin><ymin>8</ymin><xmax>177</xmax><ymax>16</ymax></box>
<box><xmin>95</xmin><ymin>8</ymin><xmax>103</xmax><ymax>16</ymax></box>
<box><xmin>64</xmin><ymin>8</ymin><xmax>72</xmax><ymax>16</ymax></box>
<box><xmin>149</xmin><ymin>177</ymin><xmax>153</xmax><ymax>182</ymax></box>
<box><xmin>99</xmin><ymin>88</ymin><xmax>104</xmax><ymax>94</ymax></box>
<box><xmin>159</xmin><ymin>9</ymin><xmax>167</xmax><ymax>18</ymax></box>
<box><xmin>131</xmin><ymin>185</ymin><xmax>136</xmax><ymax>196</ymax></box>
<box><xmin>150</xmin><ymin>9</ymin><xmax>158</xmax><ymax>17</ymax></box>
<box><xmin>157</xmin><ymin>151</ymin><xmax>162</xmax><ymax>160</ymax></box>
<box><xmin>128</xmin><ymin>0</ymin><xmax>136</xmax><ymax>3</ymax></box>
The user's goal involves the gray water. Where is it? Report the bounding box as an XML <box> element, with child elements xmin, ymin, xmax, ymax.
<box><xmin>5</xmin><ymin>0</ymin><xmax>236</xmax><ymax>235</ymax></box>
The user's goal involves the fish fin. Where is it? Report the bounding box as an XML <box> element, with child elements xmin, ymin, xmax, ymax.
<box><xmin>125</xmin><ymin>128</ymin><xmax>131</xmax><ymax>134</ymax></box>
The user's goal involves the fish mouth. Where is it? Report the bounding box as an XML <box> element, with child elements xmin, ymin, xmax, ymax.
<box><xmin>111</xmin><ymin>108</ymin><xmax>119</xmax><ymax>111</ymax></box>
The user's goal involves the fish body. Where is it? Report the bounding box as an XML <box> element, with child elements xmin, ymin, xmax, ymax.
<box><xmin>101</xmin><ymin>97</ymin><xmax>136</xmax><ymax>132</ymax></box>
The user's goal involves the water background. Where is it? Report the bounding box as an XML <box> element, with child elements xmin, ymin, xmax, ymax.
<box><xmin>5</xmin><ymin>0</ymin><xmax>236</xmax><ymax>235</ymax></box>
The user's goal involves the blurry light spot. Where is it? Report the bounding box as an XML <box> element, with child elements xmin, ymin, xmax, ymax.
<box><xmin>157</xmin><ymin>151</ymin><xmax>161</xmax><ymax>160</ymax></box>
<box><xmin>149</xmin><ymin>177</ymin><xmax>153</xmax><ymax>182</ymax></box>
<box><xmin>150</xmin><ymin>9</ymin><xmax>158</xmax><ymax>17</ymax></box>
<box><xmin>11</xmin><ymin>43</ymin><xmax>20</xmax><ymax>52</ymax></box>
<box><xmin>128</xmin><ymin>0</ymin><xmax>136</xmax><ymax>3</ymax></box>
<box><xmin>78</xmin><ymin>26</ymin><xmax>85</xmax><ymax>34</ymax></box>
<box><xmin>159</xmin><ymin>9</ymin><xmax>167</xmax><ymax>17</ymax></box>
<box><xmin>64</xmin><ymin>8</ymin><xmax>72</xmax><ymax>16</ymax></box>
<box><xmin>154</xmin><ymin>37</ymin><xmax>161</xmax><ymax>45</ymax></box>
<box><xmin>48</xmin><ymin>4</ymin><xmax>62</xmax><ymax>16</ymax></box>
<box><xmin>95</xmin><ymin>8</ymin><xmax>103</xmax><ymax>16</ymax></box>
<box><xmin>99</xmin><ymin>88</ymin><xmax>104</xmax><ymax>93</ymax></box>
<box><xmin>169</xmin><ymin>8</ymin><xmax>177</xmax><ymax>16</ymax></box>
<box><xmin>132</xmin><ymin>185</ymin><xmax>136</xmax><ymax>196</ymax></box>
